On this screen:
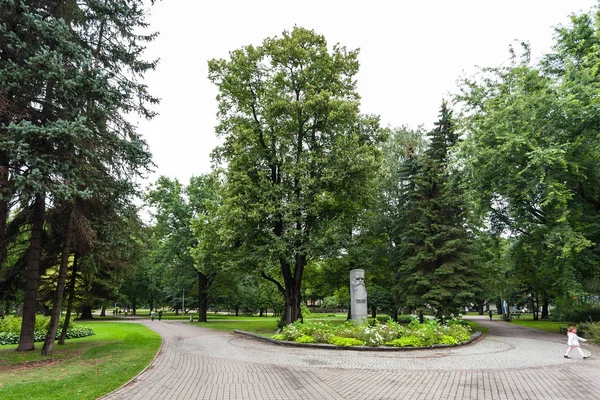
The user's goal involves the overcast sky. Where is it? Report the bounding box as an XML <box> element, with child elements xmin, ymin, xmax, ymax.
<box><xmin>137</xmin><ymin>0</ymin><xmax>597</xmax><ymax>185</ymax></box>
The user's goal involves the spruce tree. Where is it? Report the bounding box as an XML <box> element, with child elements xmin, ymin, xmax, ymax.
<box><xmin>398</xmin><ymin>101</ymin><xmax>476</xmax><ymax>320</ymax></box>
<box><xmin>1</xmin><ymin>1</ymin><xmax>156</xmax><ymax>352</ymax></box>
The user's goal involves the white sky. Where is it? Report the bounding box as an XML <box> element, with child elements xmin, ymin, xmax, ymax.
<box><xmin>137</xmin><ymin>0</ymin><xmax>597</xmax><ymax>185</ymax></box>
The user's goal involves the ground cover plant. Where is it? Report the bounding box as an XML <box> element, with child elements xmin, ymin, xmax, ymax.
<box><xmin>0</xmin><ymin>316</ymin><xmax>94</xmax><ymax>345</ymax></box>
<box><xmin>0</xmin><ymin>322</ymin><xmax>161</xmax><ymax>400</ymax></box>
<box><xmin>272</xmin><ymin>317</ymin><xmax>472</xmax><ymax>347</ymax></box>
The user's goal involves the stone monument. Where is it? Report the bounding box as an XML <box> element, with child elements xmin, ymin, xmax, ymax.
<box><xmin>350</xmin><ymin>269</ymin><xmax>368</xmax><ymax>323</ymax></box>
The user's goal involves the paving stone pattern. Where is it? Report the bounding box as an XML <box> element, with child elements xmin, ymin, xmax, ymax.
<box><xmin>100</xmin><ymin>316</ymin><xmax>600</xmax><ymax>400</ymax></box>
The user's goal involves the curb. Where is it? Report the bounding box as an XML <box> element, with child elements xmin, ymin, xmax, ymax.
<box><xmin>233</xmin><ymin>330</ymin><xmax>483</xmax><ymax>351</ymax></box>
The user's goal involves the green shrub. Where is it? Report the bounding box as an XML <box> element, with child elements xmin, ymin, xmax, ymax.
<box><xmin>0</xmin><ymin>316</ymin><xmax>95</xmax><ymax>345</ymax></box>
<box><xmin>329</xmin><ymin>336</ymin><xmax>364</xmax><ymax>347</ymax></box>
<box><xmin>576</xmin><ymin>322</ymin><xmax>600</xmax><ymax>343</ymax></box>
<box><xmin>0</xmin><ymin>332</ymin><xmax>19</xmax><ymax>345</ymax></box>
<box><xmin>396</xmin><ymin>315</ymin><xmax>415</xmax><ymax>324</ymax></box>
<box><xmin>300</xmin><ymin>305</ymin><xmax>312</xmax><ymax>319</ymax></box>
<box><xmin>271</xmin><ymin>334</ymin><xmax>285</xmax><ymax>341</ymax></box>
<box><xmin>550</xmin><ymin>298</ymin><xmax>600</xmax><ymax>323</ymax></box>
<box><xmin>311</xmin><ymin>329</ymin><xmax>332</xmax><ymax>344</ymax></box>
<box><xmin>438</xmin><ymin>335</ymin><xmax>459</xmax><ymax>345</ymax></box>
<box><xmin>389</xmin><ymin>336</ymin><xmax>424</xmax><ymax>347</ymax></box>
<box><xmin>295</xmin><ymin>335</ymin><xmax>315</xmax><ymax>344</ymax></box>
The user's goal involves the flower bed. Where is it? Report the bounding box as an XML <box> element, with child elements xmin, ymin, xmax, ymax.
<box><xmin>272</xmin><ymin>318</ymin><xmax>471</xmax><ymax>348</ymax></box>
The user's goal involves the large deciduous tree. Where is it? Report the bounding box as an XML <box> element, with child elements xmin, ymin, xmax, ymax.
<box><xmin>147</xmin><ymin>174</ymin><xmax>222</xmax><ymax>322</ymax></box>
<box><xmin>208</xmin><ymin>27</ymin><xmax>385</xmax><ymax>324</ymax></box>
<box><xmin>456</xmin><ymin>6</ymin><xmax>600</xmax><ymax>309</ymax></box>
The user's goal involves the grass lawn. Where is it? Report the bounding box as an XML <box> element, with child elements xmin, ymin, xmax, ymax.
<box><xmin>191</xmin><ymin>313</ymin><xmax>351</xmax><ymax>335</ymax></box>
<box><xmin>465</xmin><ymin>320</ymin><xmax>490</xmax><ymax>334</ymax></box>
<box><xmin>0</xmin><ymin>321</ymin><xmax>161</xmax><ymax>400</ymax></box>
<box><xmin>509</xmin><ymin>317</ymin><xmax>569</xmax><ymax>334</ymax></box>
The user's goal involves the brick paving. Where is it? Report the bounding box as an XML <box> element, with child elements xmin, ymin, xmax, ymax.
<box><xmin>100</xmin><ymin>316</ymin><xmax>600</xmax><ymax>400</ymax></box>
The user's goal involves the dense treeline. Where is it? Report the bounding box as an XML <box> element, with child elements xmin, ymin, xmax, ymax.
<box><xmin>2</xmin><ymin>2</ymin><xmax>600</xmax><ymax>355</ymax></box>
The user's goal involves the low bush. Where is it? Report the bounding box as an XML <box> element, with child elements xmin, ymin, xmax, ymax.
<box><xmin>576</xmin><ymin>322</ymin><xmax>600</xmax><ymax>344</ymax></box>
<box><xmin>388</xmin><ymin>336</ymin><xmax>424</xmax><ymax>347</ymax></box>
<box><xmin>0</xmin><ymin>316</ymin><xmax>95</xmax><ymax>345</ymax></box>
<box><xmin>550</xmin><ymin>299</ymin><xmax>600</xmax><ymax>323</ymax></box>
<box><xmin>295</xmin><ymin>335</ymin><xmax>315</xmax><ymax>344</ymax></box>
<box><xmin>329</xmin><ymin>336</ymin><xmax>364</xmax><ymax>347</ymax></box>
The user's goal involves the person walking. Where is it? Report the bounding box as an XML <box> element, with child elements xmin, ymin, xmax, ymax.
<box><xmin>158</xmin><ymin>310</ymin><xmax>163</xmax><ymax>321</ymax></box>
<box><xmin>564</xmin><ymin>326</ymin><xmax>589</xmax><ymax>359</ymax></box>
<box><xmin>151</xmin><ymin>309</ymin><xmax>155</xmax><ymax>321</ymax></box>
<box><xmin>488</xmin><ymin>310</ymin><xmax>493</xmax><ymax>320</ymax></box>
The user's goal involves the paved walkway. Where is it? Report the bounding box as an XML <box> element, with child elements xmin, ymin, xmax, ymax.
<box><xmin>101</xmin><ymin>316</ymin><xmax>599</xmax><ymax>399</ymax></box>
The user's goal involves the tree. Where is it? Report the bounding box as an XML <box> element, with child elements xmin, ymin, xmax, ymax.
<box><xmin>398</xmin><ymin>102</ymin><xmax>477</xmax><ymax>320</ymax></box>
<box><xmin>456</xmin><ymin>7</ymin><xmax>600</xmax><ymax>309</ymax></box>
<box><xmin>0</xmin><ymin>0</ymin><xmax>156</xmax><ymax>352</ymax></box>
<box><xmin>208</xmin><ymin>27</ymin><xmax>385</xmax><ymax>324</ymax></box>
<box><xmin>369</xmin><ymin>126</ymin><xmax>427</xmax><ymax>319</ymax></box>
<box><xmin>147</xmin><ymin>174</ymin><xmax>222</xmax><ymax>322</ymax></box>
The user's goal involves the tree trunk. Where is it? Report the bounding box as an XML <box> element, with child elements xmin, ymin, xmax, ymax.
<box><xmin>17</xmin><ymin>193</ymin><xmax>45</xmax><ymax>351</ymax></box>
<box><xmin>477</xmin><ymin>302</ymin><xmax>484</xmax><ymax>315</ymax></box>
<box><xmin>100</xmin><ymin>306</ymin><xmax>106</xmax><ymax>317</ymax></box>
<box><xmin>391</xmin><ymin>307</ymin><xmax>398</xmax><ymax>322</ymax></box>
<box><xmin>541</xmin><ymin>294</ymin><xmax>549</xmax><ymax>319</ymax></box>
<box><xmin>41</xmin><ymin>208</ymin><xmax>74</xmax><ymax>356</ymax></box>
<box><xmin>59</xmin><ymin>253</ymin><xmax>78</xmax><ymax>345</ymax></box>
<box><xmin>197</xmin><ymin>271</ymin><xmax>210</xmax><ymax>322</ymax></box>
<box><xmin>80</xmin><ymin>305</ymin><xmax>93</xmax><ymax>319</ymax></box>
<box><xmin>531</xmin><ymin>295</ymin><xmax>539</xmax><ymax>321</ymax></box>
<box><xmin>281</xmin><ymin>255</ymin><xmax>305</xmax><ymax>325</ymax></box>
<box><xmin>0</xmin><ymin>156</ymin><xmax>8</xmax><ymax>273</ymax></box>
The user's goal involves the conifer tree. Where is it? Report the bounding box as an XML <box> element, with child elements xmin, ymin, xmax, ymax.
<box><xmin>398</xmin><ymin>101</ymin><xmax>476</xmax><ymax>320</ymax></box>
<box><xmin>0</xmin><ymin>0</ymin><xmax>156</xmax><ymax>352</ymax></box>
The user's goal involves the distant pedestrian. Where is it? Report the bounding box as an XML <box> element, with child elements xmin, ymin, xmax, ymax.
<box><xmin>488</xmin><ymin>310</ymin><xmax>493</xmax><ymax>320</ymax></box>
<box><xmin>158</xmin><ymin>310</ymin><xmax>163</xmax><ymax>321</ymax></box>
<box><xmin>151</xmin><ymin>309</ymin><xmax>155</xmax><ymax>321</ymax></box>
<box><xmin>564</xmin><ymin>326</ymin><xmax>589</xmax><ymax>359</ymax></box>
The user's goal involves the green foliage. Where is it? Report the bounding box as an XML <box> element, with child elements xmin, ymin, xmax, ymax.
<box><xmin>300</xmin><ymin>305</ymin><xmax>312</xmax><ymax>319</ymax></box>
<box><xmin>455</xmin><ymin>5</ymin><xmax>600</xmax><ymax>307</ymax></box>
<box><xmin>329</xmin><ymin>336</ymin><xmax>365</xmax><ymax>347</ymax></box>
<box><xmin>0</xmin><ymin>316</ymin><xmax>94</xmax><ymax>345</ymax></box>
<box><xmin>398</xmin><ymin>103</ymin><xmax>478</xmax><ymax>318</ymax></box>
<box><xmin>295</xmin><ymin>335</ymin><xmax>315</xmax><ymax>344</ymax></box>
<box><xmin>388</xmin><ymin>336</ymin><xmax>424</xmax><ymax>348</ymax></box>
<box><xmin>209</xmin><ymin>26</ymin><xmax>385</xmax><ymax>324</ymax></box>
<box><xmin>438</xmin><ymin>335</ymin><xmax>459</xmax><ymax>345</ymax></box>
<box><xmin>273</xmin><ymin>318</ymin><xmax>471</xmax><ymax>348</ymax></box>
<box><xmin>576</xmin><ymin>322</ymin><xmax>600</xmax><ymax>344</ymax></box>
<box><xmin>550</xmin><ymin>299</ymin><xmax>600</xmax><ymax>323</ymax></box>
